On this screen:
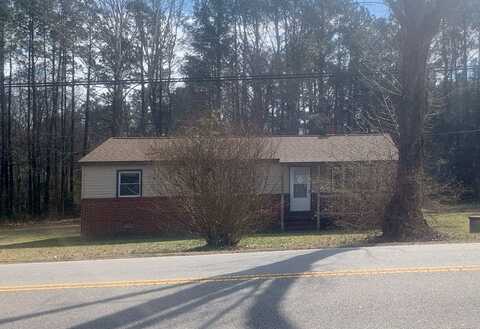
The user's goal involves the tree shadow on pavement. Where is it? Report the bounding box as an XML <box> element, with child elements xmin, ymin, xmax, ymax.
<box><xmin>0</xmin><ymin>285</ymin><xmax>181</xmax><ymax>326</ymax></box>
<box><xmin>0</xmin><ymin>248</ymin><xmax>353</xmax><ymax>329</ymax></box>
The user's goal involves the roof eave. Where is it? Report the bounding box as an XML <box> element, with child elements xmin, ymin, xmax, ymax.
<box><xmin>79</xmin><ymin>160</ymin><xmax>154</xmax><ymax>166</ymax></box>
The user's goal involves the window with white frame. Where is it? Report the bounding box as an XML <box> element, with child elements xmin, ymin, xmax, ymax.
<box><xmin>117</xmin><ymin>170</ymin><xmax>142</xmax><ymax>197</ymax></box>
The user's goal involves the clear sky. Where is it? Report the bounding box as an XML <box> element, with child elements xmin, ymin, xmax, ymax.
<box><xmin>183</xmin><ymin>1</ymin><xmax>390</xmax><ymax>18</ymax></box>
<box><xmin>364</xmin><ymin>1</ymin><xmax>390</xmax><ymax>17</ymax></box>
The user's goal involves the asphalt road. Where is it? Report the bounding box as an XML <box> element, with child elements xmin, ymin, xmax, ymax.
<box><xmin>1</xmin><ymin>243</ymin><xmax>480</xmax><ymax>329</ymax></box>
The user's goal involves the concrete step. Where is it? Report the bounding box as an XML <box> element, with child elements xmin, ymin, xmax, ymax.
<box><xmin>284</xmin><ymin>220</ymin><xmax>318</xmax><ymax>231</ymax></box>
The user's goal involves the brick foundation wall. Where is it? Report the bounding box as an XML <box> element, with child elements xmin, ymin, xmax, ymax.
<box><xmin>81</xmin><ymin>197</ymin><xmax>181</xmax><ymax>238</ymax></box>
<box><xmin>81</xmin><ymin>195</ymin><xmax>282</xmax><ymax>238</ymax></box>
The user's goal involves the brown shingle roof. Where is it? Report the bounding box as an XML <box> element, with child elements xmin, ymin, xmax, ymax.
<box><xmin>79</xmin><ymin>134</ymin><xmax>398</xmax><ymax>164</ymax></box>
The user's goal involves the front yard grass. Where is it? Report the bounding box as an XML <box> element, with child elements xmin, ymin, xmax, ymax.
<box><xmin>0</xmin><ymin>206</ymin><xmax>479</xmax><ymax>263</ymax></box>
<box><xmin>0</xmin><ymin>221</ymin><xmax>377</xmax><ymax>263</ymax></box>
<box><xmin>426</xmin><ymin>209</ymin><xmax>480</xmax><ymax>241</ymax></box>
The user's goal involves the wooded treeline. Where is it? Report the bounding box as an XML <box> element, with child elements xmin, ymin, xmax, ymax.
<box><xmin>0</xmin><ymin>0</ymin><xmax>479</xmax><ymax>219</ymax></box>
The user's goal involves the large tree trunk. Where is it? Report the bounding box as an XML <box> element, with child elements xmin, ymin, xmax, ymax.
<box><xmin>59</xmin><ymin>48</ymin><xmax>67</xmax><ymax>214</ymax></box>
<box><xmin>112</xmin><ymin>80</ymin><xmax>122</xmax><ymax>137</ymax></box>
<box><xmin>52</xmin><ymin>46</ymin><xmax>62</xmax><ymax>215</ymax></box>
<box><xmin>42</xmin><ymin>27</ymin><xmax>50</xmax><ymax>215</ymax></box>
<box><xmin>69</xmin><ymin>47</ymin><xmax>75</xmax><ymax>202</ymax></box>
<box><xmin>83</xmin><ymin>28</ymin><xmax>93</xmax><ymax>155</ymax></box>
<box><xmin>383</xmin><ymin>0</ymin><xmax>451</xmax><ymax>239</ymax></box>
<box><xmin>6</xmin><ymin>38</ymin><xmax>13</xmax><ymax>215</ymax></box>
<box><xmin>139</xmin><ymin>48</ymin><xmax>146</xmax><ymax>135</ymax></box>
<box><xmin>27</xmin><ymin>17</ymin><xmax>34</xmax><ymax>215</ymax></box>
<box><xmin>30</xmin><ymin>16</ymin><xmax>40</xmax><ymax>216</ymax></box>
<box><xmin>0</xmin><ymin>17</ymin><xmax>6</xmax><ymax>217</ymax></box>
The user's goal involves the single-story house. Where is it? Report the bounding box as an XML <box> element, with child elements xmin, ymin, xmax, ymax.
<box><xmin>79</xmin><ymin>134</ymin><xmax>398</xmax><ymax>237</ymax></box>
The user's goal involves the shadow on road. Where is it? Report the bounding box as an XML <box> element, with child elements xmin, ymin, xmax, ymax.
<box><xmin>0</xmin><ymin>248</ymin><xmax>353</xmax><ymax>329</ymax></box>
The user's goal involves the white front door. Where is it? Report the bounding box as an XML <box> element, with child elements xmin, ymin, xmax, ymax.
<box><xmin>289</xmin><ymin>167</ymin><xmax>311</xmax><ymax>212</ymax></box>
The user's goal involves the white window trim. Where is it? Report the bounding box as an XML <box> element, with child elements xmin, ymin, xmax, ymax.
<box><xmin>117</xmin><ymin>170</ymin><xmax>142</xmax><ymax>198</ymax></box>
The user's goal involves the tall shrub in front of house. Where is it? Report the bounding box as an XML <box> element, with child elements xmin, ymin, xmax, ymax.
<box><xmin>323</xmin><ymin>162</ymin><xmax>396</xmax><ymax>230</ymax></box>
<box><xmin>151</xmin><ymin>116</ymin><xmax>278</xmax><ymax>247</ymax></box>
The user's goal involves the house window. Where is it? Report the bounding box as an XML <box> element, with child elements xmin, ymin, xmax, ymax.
<box><xmin>294</xmin><ymin>184</ymin><xmax>308</xmax><ymax>198</ymax></box>
<box><xmin>117</xmin><ymin>170</ymin><xmax>142</xmax><ymax>198</ymax></box>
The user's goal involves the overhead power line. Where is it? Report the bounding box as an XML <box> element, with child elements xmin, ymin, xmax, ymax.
<box><xmin>5</xmin><ymin>72</ymin><xmax>337</xmax><ymax>88</ymax></box>
<box><xmin>427</xmin><ymin>129</ymin><xmax>480</xmax><ymax>136</ymax></box>
<box><xmin>3</xmin><ymin>64</ymin><xmax>479</xmax><ymax>89</ymax></box>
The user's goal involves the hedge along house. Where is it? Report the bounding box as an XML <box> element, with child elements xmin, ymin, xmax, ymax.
<box><xmin>79</xmin><ymin>134</ymin><xmax>398</xmax><ymax>237</ymax></box>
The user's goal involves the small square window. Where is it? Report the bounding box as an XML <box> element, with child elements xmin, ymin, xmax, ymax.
<box><xmin>118</xmin><ymin>171</ymin><xmax>142</xmax><ymax>197</ymax></box>
<box><xmin>294</xmin><ymin>184</ymin><xmax>307</xmax><ymax>198</ymax></box>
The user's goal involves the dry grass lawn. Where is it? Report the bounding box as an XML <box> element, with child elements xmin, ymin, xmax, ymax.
<box><xmin>426</xmin><ymin>206</ymin><xmax>480</xmax><ymax>241</ymax></box>
<box><xmin>0</xmin><ymin>206</ymin><xmax>479</xmax><ymax>263</ymax></box>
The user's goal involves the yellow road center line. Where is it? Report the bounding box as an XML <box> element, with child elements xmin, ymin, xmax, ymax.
<box><xmin>2</xmin><ymin>265</ymin><xmax>480</xmax><ymax>293</ymax></box>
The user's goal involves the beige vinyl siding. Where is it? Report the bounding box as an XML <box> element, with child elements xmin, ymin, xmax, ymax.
<box><xmin>266</xmin><ymin>164</ymin><xmax>290</xmax><ymax>194</ymax></box>
<box><xmin>81</xmin><ymin>163</ymin><xmax>162</xmax><ymax>199</ymax></box>
<box><xmin>82</xmin><ymin>162</ymin><xmax>287</xmax><ymax>199</ymax></box>
<box><xmin>82</xmin><ymin>161</ymin><xmax>396</xmax><ymax>200</ymax></box>
<box><xmin>255</xmin><ymin>162</ymin><xmax>283</xmax><ymax>194</ymax></box>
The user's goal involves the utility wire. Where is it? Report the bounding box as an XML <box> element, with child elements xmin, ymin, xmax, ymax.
<box><xmin>5</xmin><ymin>72</ymin><xmax>337</xmax><ymax>88</ymax></box>
<box><xmin>4</xmin><ymin>64</ymin><xmax>480</xmax><ymax>89</ymax></box>
<box><xmin>426</xmin><ymin>129</ymin><xmax>480</xmax><ymax>136</ymax></box>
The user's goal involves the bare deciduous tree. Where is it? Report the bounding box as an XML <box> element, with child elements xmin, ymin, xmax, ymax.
<box><xmin>383</xmin><ymin>0</ymin><xmax>453</xmax><ymax>239</ymax></box>
<box><xmin>323</xmin><ymin>162</ymin><xmax>396</xmax><ymax>230</ymax></box>
<box><xmin>97</xmin><ymin>0</ymin><xmax>133</xmax><ymax>136</ymax></box>
<box><xmin>152</xmin><ymin>116</ymin><xmax>278</xmax><ymax>247</ymax></box>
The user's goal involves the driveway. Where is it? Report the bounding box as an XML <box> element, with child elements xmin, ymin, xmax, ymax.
<box><xmin>1</xmin><ymin>243</ymin><xmax>480</xmax><ymax>328</ymax></box>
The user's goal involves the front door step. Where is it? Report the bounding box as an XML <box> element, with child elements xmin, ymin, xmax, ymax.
<box><xmin>284</xmin><ymin>221</ymin><xmax>317</xmax><ymax>231</ymax></box>
<box><xmin>284</xmin><ymin>211</ymin><xmax>316</xmax><ymax>231</ymax></box>
<box><xmin>286</xmin><ymin>211</ymin><xmax>314</xmax><ymax>220</ymax></box>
